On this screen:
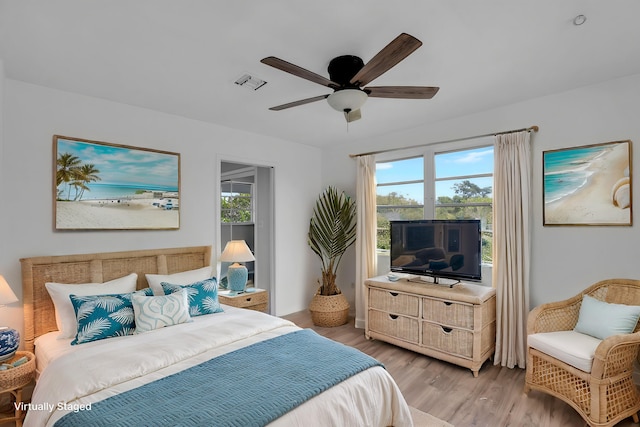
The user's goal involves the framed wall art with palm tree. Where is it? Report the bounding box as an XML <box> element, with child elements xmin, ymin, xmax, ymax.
<box><xmin>54</xmin><ymin>135</ymin><xmax>180</xmax><ymax>230</ymax></box>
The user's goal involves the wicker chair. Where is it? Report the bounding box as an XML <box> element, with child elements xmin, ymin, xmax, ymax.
<box><xmin>525</xmin><ymin>278</ymin><xmax>640</xmax><ymax>427</ymax></box>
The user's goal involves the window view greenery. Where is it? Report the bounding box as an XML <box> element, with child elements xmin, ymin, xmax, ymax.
<box><xmin>435</xmin><ymin>147</ymin><xmax>493</xmax><ymax>263</ymax></box>
<box><xmin>376</xmin><ymin>157</ymin><xmax>423</xmax><ymax>250</ymax></box>
<box><xmin>221</xmin><ymin>181</ymin><xmax>253</xmax><ymax>223</ymax></box>
<box><xmin>376</xmin><ymin>145</ymin><xmax>494</xmax><ymax>264</ymax></box>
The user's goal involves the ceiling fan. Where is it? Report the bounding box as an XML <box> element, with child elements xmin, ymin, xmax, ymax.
<box><xmin>260</xmin><ymin>33</ymin><xmax>439</xmax><ymax>123</ymax></box>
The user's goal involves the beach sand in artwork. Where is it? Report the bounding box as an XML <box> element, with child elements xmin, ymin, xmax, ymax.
<box><xmin>56</xmin><ymin>198</ymin><xmax>179</xmax><ymax>229</ymax></box>
<box><xmin>544</xmin><ymin>143</ymin><xmax>630</xmax><ymax>225</ymax></box>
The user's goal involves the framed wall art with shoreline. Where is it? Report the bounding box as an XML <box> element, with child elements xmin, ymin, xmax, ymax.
<box><xmin>54</xmin><ymin>135</ymin><xmax>180</xmax><ymax>230</ymax></box>
<box><xmin>543</xmin><ymin>140</ymin><xmax>632</xmax><ymax>226</ymax></box>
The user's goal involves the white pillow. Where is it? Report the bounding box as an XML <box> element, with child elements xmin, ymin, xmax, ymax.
<box><xmin>145</xmin><ymin>266</ymin><xmax>213</xmax><ymax>296</ymax></box>
<box><xmin>45</xmin><ymin>273</ymin><xmax>138</xmax><ymax>339</ymax></box>
<box><xmin>132</xmin><ymin>289</ymin><xmax>192</xmax><ymax>333</ymax></box>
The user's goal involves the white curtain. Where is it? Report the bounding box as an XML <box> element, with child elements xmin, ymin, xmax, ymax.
<box><xmin>355</xmin><ymin>155</ymin><xmax>377</xmax><ymax>329</ymax></box>
<box><xmin>493</xmin><ymin>131</ymin><xmax>531</xmax><ymax>369</ymax></box>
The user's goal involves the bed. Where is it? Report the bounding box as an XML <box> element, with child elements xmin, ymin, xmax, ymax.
<box><xmin>20</xmin><ymin>246</ymin><xmax>412</xmax><ymax>427</ymax></box>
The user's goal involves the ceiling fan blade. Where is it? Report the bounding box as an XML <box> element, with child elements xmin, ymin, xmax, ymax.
<box><xmin>365</xmin><ymin>86</ymin><xmax>439</xmax><ymax>99</ymax></box>
<box><xmin>261</xmin><ymin>57</ymin><xmax>340</xmax><ymax>89</ymax></box>
<box><xmin>269</xmin><ymin>94</ymin><xmax>330</xmax><ymax>111</ymax></box>
<box><xmin>344</xmin><ymin>109</ymin><xmax>362</xmax><ymax>123</ymax></box>
<box><xmin>350</xmin><ymin>33</ymin><xmax>422</xmax><ymax>87</ymax></box>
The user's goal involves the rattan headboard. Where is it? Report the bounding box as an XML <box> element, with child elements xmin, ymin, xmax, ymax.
<box><xmin>20</xmin><ymin>245</ymin><xmax>212</xmax><ymax>352</ymax></box>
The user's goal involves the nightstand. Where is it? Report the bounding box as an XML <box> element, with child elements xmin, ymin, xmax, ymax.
<box><xmin>0</xmin><ymin>351</ymin><xmax>36</xmax><ymax>427</ymax></box>
<box><xmin>219</xmin><ymin>288</ymin><xmax>269</xmax><ymax>313</ymax></box>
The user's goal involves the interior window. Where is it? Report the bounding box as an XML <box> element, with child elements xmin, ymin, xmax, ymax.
<box><xmin>221</xmin><ymin>180</ymin><xmax>253</xmax><ymax>224</ymax></box>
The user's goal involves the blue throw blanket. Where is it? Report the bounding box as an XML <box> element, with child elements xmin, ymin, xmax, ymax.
<box><xmin>55</xmin><ymin>329</ymin><xmax>383</xmax><ymax>427</ymax></box>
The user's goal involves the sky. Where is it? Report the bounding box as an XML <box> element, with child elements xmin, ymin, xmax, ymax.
<box><xmin>56</xmin><ymin>138</ymin><xmax>179</xmax><ymax>188</ymax></box>
<box><xmin>376</xmin><ymin>145</ymin><xmax>494</xmax><ymax>202</ymax></box>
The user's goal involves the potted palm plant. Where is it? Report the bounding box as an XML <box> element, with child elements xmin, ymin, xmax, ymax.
<box><xmin>307</xmin><ymin>186</ymin><xmax>357</xmax><ymax>327</ymax></box>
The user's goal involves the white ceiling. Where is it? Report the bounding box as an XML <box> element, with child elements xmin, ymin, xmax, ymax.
<box><xmin>2</xmin><ymin>1</ymin><xmax>640</xmax><ymax>148</ymax></box>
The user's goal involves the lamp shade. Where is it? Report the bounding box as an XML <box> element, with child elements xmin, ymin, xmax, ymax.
<box><xmin>0</xmin><ymin>276</ymin><xmax>18</xmax><ymax>306</ymax></box>
<box><xmin>219</xmin><ymin>240</ymin><xmax>255</xmax><ymax>263</ymax></box>
<box><xmin>326</xmin><ymin>89</ymin><xmax>368</xmax><ymax>113</ymax></box>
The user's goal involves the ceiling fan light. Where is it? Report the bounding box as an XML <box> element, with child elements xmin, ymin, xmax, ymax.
<box><xmin>327</xmin><ymin>89</ymin><xmax>368</xmax><ymax>113</ymax></box>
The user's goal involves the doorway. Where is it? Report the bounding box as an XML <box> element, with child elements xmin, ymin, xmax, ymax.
<box><xmin>220</xmin><ymin>161</ymin><xmax>274</xmax><ymax>313</ymax></box>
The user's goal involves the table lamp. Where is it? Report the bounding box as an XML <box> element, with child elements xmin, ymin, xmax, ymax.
<box><xmin>0</xmin><ymin>275</ymin><xmax>19</xmax><ymax>361</ymax></box>
<box><xmin>220</xmin><ymin>240</ymin><xmax>255</xmax><ymax>292</ymax></box>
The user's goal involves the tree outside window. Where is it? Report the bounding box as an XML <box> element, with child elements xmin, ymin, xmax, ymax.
<box><xmin>221</xmin><ymin>181</ymin><xmax>253</xmax><ymax>224</ymax></box>
<box><xmin>376</xmin><ymin>157</ymin><xmax>423</xmax><ymax>250</ymax></box>
<box><xmin>435</xmin><ymin>147</ymin><xmax>493</xmax><ymax>263</ymax></box>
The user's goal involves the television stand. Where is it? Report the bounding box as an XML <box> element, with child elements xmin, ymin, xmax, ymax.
<box><xmin>407</xmin><ymin>275</ymin><xmax>459</xmax><ymax>288</ymax></box>
<box><xmin>365</xmin><ymin>275</ymin><xmax>496</xmax><ymax>377</ymax></box>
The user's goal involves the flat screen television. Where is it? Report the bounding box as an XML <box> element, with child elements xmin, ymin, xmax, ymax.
<box><xmin>389</xmin><ymin>219</ymin><xmax>482</xmax><ymax>283</ymax></box>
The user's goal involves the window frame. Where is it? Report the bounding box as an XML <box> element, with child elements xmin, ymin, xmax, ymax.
<box><xmin>375</xmin><ymin>136</ymin><xmax>494</xmax><ymax>265</ymax></box>
<box><xmin>433</xmin><ymin>145</ymin><xmax>494</xmax><ymax>216</ymax></box>
<box><xmin>220</xmin><ymin>179</ymin><xmax>254</xmax><ymax>225</ymax></box>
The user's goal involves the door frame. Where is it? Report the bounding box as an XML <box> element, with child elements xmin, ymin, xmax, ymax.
<box><xmin>217</xmin><ymin>156</ymin><xmax>276</xmax><ymax>314</ymax></box>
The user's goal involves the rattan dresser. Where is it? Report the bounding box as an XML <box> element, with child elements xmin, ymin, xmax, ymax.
<box><xmin>365</xmin><ymin>276</ymin><xmax>496</xmax><ymax>377</ymax></box>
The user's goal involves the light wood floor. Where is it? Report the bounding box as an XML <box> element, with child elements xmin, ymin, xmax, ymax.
<box><xmin>283</xmin><ymin>310</ymin><xmax>639</xmax><ymax>427</ymax></box>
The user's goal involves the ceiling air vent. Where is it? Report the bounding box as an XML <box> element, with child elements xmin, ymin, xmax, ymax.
<box><xmin>234</xmin><ymin>74</ymin><xmax>267</xmax><ymax>90</ymax></box>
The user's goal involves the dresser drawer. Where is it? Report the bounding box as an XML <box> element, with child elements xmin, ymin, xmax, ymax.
<box><xmin>422</xmin><ymin>322</ymin><xmax>473</xmax><ymax>358</ymax></box>
<box><xmin>219</xmin><ymin>290</ymin><xmax>268</xmax><ymax>311</ymax></box>
<box><xmin>369</xmin><ymin>310</ymin><xmax>419</xmax><ymax>343</ymax></box>
<box><xmin>369</xmin><ymin>288</ymin><xmax>419</xmax><ymax>317</ymax></box>
<box><xmin>423</xmin><ymin>298</ymin><xmax>474</xmax><ymax>329</ymax></box>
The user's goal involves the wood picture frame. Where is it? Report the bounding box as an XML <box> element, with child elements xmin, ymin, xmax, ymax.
<box><xmin>54</xmin><ymin>135</ymin><xmax>180</xmax><ymax>230</ymax></box>
<box><xmin>543</xmin><ymin>140</ymin><xmax>632</xmax><ymax>226</ymax></box>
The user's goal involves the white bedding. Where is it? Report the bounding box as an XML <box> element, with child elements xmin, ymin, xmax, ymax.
<box><xmin>26</xmin><ymin>306</ymin><xmax>412</xmax><ymax>427</ymax></box>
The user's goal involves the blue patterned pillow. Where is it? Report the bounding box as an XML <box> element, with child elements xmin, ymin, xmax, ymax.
<box><xmin>69</xmin><ymin>288</ymin><xmax>154</xmax><ymax>345</ymax></box>
<box><xmin>161</xmin><ymin>278</ymin><xmax>223</xmax><ymax>317</ymax></box>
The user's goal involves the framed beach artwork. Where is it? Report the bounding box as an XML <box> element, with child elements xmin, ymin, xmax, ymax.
<box><xmin>54</xmin><ymin>135</ymin><xmax>180</xmax><ymax>230</ymax></box>
<box><xmin>543</xmin><ymin>140</ymin><xmax>632</xmax><ymax>226</ymax></box>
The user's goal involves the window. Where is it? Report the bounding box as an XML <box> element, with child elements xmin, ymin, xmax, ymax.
<box><xmin>220</xmin><ymin>180</ymin><xmax>253</xmax><ymax>224</ymax></box>
<box><xmin>434</xmin><ymin>146</ymin><xmax>493</xmax><ymax>263</ymax></box>
<box><xmin>376</xmin><ymin>157</ymin><xmax>424</xmax><ymax>250</ymax></box>
<box><xmin>376</xmin><ymin>140</ymin><xmax>494</xmax><ymax>264</ymax></box>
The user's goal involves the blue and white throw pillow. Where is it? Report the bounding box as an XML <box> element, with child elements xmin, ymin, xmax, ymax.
<box><xmin>69</xmin><ymin>288</ymin><xmax>154</xmax><ymax>345</ymax></box>
<box><xmin>161</xmin><ymin>278</ymin><xmax>223</xmax><ymax>317</ymax></box>
<box><xmin>132</xmin><ymin>289</ymin><xmax>192</xmax><ymax>333</ymax></box>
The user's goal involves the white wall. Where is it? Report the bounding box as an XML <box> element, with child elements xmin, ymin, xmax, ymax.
<box><xmin>0</xmin><ymin>79</ymin><xmax>323</xmax><ymax>340</ymax></box>
<box><xmin>323</xmin><ymin>72</ymin><xmax>640</xmax><ymax>318</ymax></box>
<box><xmin>0</xmin><ymin>60</ymin><xmax>16</xmax><ymax>335</ymax></box>
<box><xmin>4</xmin><ymin>70</ymin><xmax>638</xmax><ymax>340</ymax></box>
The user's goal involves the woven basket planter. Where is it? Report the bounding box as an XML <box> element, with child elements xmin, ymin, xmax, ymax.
<box><xmin>309</xmin><ymin>292</ymin><xmax>350</xmax><ymax>327</ymax></box>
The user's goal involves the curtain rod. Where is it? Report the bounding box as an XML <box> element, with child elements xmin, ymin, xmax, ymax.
<box><xmin>349</xmin><ymin>125</ymin><xmax>539</xmax><ymax>158</ymax></box>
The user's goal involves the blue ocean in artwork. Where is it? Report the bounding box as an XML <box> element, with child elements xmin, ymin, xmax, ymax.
<box><xmin>76</xmin><ymin>183</ymin><xmax>178</xmax><ymax>200</ymax></box>
<box><xmin>544</xmin><ymin>145</ymin><xmax>611</xmax><ymax>204</ymax></box>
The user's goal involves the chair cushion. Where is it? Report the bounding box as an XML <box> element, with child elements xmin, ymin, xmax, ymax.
<box><xmin>574</xmin><ymin>294</ymin><xmax>640</xmax><ymax>340</ymax></box>
<box><xmin>528</xmin><ymin>330</ymin><xmax>602</xmax><ymax>373</ymax></box>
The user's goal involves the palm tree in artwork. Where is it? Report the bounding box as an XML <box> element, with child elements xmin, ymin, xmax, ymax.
<box><xmin>56</xmin><ymin>153</ymin><xmax>82</xmax><ymax>200</ymax></box>
<box><xmin>74</xmin><ymin>164</ymin><xmax>101</xmax><ymax>200</ymax></box>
